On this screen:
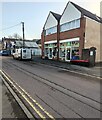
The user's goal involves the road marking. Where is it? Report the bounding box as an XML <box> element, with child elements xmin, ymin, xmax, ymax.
<box><xmin>2</xmin><ymin>70</ymin><xmax>54</xmax><ymax>119</ymax></box>
<box><xmin>1</xmin><ymin>76</ymin><xmax>34</xmax><ymax>119</ymax></box>
<box><xmin>0</xmin><ymin>70</ymin><xmax>45</xmax><ymax>119</ymax></box>
<box><xmin>0</xmin><ymin>70</ymin><xmax>55</xmax><ymax>119</ymax></box>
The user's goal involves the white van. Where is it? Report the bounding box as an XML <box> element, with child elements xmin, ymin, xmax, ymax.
<box><xmin>13</xmin><ymin>48</ymin><xmax>32</xmax><ymax>60</ymax></box>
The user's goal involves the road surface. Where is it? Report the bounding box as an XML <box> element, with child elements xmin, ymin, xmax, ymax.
<box><xmin>1</xmin><ymin>56</ymin><xmax>101</xmax><ymax>119</ymax></box>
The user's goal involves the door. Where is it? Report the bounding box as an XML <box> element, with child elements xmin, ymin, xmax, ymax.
<box><xmin>65</xmin><ymin>47</ymin><xmax>71</xmax><ymax>61</ymax></box>
<box><xmin>48</xmin><ymin>48</ymin><xmax>53</xmax><ymax>59</ymax></box>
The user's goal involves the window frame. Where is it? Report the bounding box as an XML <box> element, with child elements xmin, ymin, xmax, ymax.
<box><xmin>45</xmin><ymin>26</ymin><xmax>57</xmax><ymax>35</ymax></box>
<box><xmin>60</xmin><ymin>18</ymin><xmax>80</xmax><ymax>32</ymax></box>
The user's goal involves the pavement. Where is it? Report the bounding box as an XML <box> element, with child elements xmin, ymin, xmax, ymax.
<box><xmin>32</xmin><ymin>56</ymin><xmax>102</xmax><ymax>78</ymax></box>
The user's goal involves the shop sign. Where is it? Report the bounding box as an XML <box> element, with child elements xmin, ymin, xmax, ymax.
<box><xmin>60</xmin><ymin>46</ymin><xmax>65</xmax><ymax>48</ymax></box>
<box><xmin>67</xmin><ymin>42</ymin><xmax>71</xmax><ymax>46</ymax></box>
<box><xmin>72</xmin><ymin>41</ymin><xmax>79</xmax><ymax>47</ymax></box>
<box><xmin>53</xmin><ymin>43</ymin><xmax>57</xmax><ymax>47</ymax></box>
<box><xmin>49</xmin><ymin>44</ymin><xmax>53</xmax><ymax>47</ymax></box>
<box><xmin>44</xmin><ymin>44</ymin><xmax>48</xmax><ymax>48</ymax></box>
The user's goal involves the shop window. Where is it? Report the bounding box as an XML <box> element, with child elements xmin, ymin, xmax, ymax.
<box><xmin>71</xmin><ymin>48</ymin><xmax>79</xmax><ymax>60</ymax></box>
<box><xmin>45</xmin><ymin>48</ymin><xmax>48</xmax><ymax>56</ymax></box>
<box><xmin>53</xmin><ymin>48</ymin><xmax>57</xmax><ymax>57</ymax></box>
<box><xmin>49</xmin><ymin>48</ymin><xmax>52</xmax><ymax>57</ymax></box>
<box><xmin>60</xmin><ymin>43</ymin><xmax>65</xmax><ymax>48</ymax></box>
<box><xmin>53</xmin><ymin>43</ymin><xmax>57</xmax><ymax>57</ymax></box>
<box><xmin>60</xmin><ymin>48</ymin><xmax>65</xmax><ymax>58</ymax></box>
<box><xmin>53</xmin><ymin>43</ymin><xmax>57</xmax><ymax>48</ymax></box>
<box><xmin>44</xmin><ymin>43</ymin><xmax>57</xmax><ymax>59</ymax></box>
<box><xmin>66</xmin><ymin>48</ymin><xmax>71</xmax><ymax>60</ymax></box>
<box><xmin>45</xmin><ymin>44</ymin><xmax>48</xmax><ymax>48</ymax></box>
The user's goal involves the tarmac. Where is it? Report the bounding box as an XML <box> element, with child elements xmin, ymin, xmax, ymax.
<box><xmin>32</xmin><ymin>56</ymin><xmax>102</xmax><ymax>79</ymax></box>
<box><xmin>0</xmin><ymin>56</ymin><xmax>101</xmax><ymax>119</ymax></box>
<box><xmin>1</xmin><ymin>78</ymin><xmax>28</xmax><ymax>119</ymax></box>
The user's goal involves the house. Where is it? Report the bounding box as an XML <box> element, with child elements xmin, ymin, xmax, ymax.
<box><xmin>2</xmin><ymin>37</ymin><xmax>41</xmax><ymax>56</ymax></box>
<box><xmin>41</xmin><ymin>1</ymin><xmax>102</xmax><ymax>63</ymax></box>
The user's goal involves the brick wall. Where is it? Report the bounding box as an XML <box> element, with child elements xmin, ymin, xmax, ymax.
<box><xmin>45</xmin><ymin>33</ymin><xmax>57</xmax><ymax>42</ymax></box>
<box><xmin>60</xmin><ymin>17</ymin><xmax>86</xmax><ymax>58</ymax></box>
<box><xmin>41</xmin><ymin>17</ymin><xmax>86</xmax><ymax>59</ymax></box>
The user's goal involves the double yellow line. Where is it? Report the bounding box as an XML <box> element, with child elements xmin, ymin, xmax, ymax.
<box><xmin>0</xmin><ymin>70</ymin><xmax>55</xmax><ymax>119</ymax></box>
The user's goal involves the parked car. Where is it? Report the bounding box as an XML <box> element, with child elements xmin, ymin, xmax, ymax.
<box><xmin>0</xmin><ymin>50</ymin><xmax>9</xmax><ymax>56</ymax></box>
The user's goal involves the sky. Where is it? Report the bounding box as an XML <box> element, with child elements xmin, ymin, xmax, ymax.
<box><xmin>0</xmin><ymin>0</ymin><xmax>102</xmax><ymax>40</ymax></box>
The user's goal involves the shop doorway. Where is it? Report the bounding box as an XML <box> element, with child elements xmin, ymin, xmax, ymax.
<box><xmin>48</xmin><ymin>48</ymin><xmax>53</xmax><ymax>59</ymax></box>
<box><xmin>65</xmin><ymin>47</ymin><xmax>71</xmax><ymax>61</ymax></box>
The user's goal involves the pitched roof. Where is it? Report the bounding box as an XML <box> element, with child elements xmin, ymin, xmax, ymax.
<box><xmin>70</xmin><ymin>1</ymin><xmax>102</xmax><ymax>23</ymax></box>
<box><xmin>50</xmin><ymin>11</ymin><xmax>61</xmax><ymax>21</ymax></box>
<box><xmin>36</xmin><ymin>39</ymin><xmax>41</xmax><ymax>44</ymax></box>
<box><xmin>15</xmin><ymin>41</ymin><xmax>39</xmax><ymax>48</ymax></box>
<box><xmin>43</xmin><ymin>11</ymin><xmax>61</xmax><ymax>29</ymax></box>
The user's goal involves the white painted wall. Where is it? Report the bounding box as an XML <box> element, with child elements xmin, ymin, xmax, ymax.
<box><xmin>44</xmin><ymin>12</ymin><xmax>57</xmax><ymax>30</ymax></box>
<box><xmin>60</xmin><ymin>2</ymin><xmax>81</xmax><ymax>25</ymax></box>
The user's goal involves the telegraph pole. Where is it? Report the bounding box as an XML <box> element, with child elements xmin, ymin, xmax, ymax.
<box><xmin>21</xmin><ymin>22</ymin><xmax>25</xmax><ymax>48</ymax></box>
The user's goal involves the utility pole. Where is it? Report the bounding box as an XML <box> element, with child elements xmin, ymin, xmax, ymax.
<box><xmin>21</xmin><ymin>22</ymin><xmax>25</xmax><ymax>48</ymax></box>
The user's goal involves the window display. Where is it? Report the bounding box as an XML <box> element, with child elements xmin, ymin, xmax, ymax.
<box><xmin>59</xmin><ymin>41</ymin><xmax>79</xmax><ymax>61</ymax></box>
<box><xmin>72</xmin><ymin>48</ymin><xmax>79</xmax><ymax>60</ymax></box>
<box><xmin>44</xmin><ymin>43</ymin><xmax>57</xmax><ymax>59</ymax></box>
<box><xmin>45</xmin><ymin>40</ymin><xmax>80</xmax><ymax>61</ymax></box>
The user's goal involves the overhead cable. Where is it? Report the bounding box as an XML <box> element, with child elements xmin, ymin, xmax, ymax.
<box><xmin>0</xmin><ymin>23</ymin><xmax>21</xmax><ymax>31</ymax></box>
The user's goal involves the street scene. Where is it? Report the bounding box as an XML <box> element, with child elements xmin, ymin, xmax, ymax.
<box><xmin>1</xmin><ymin>56</ymin><xmax>101</xmax><ymax>119</ymax></box>
<box><xmin>0</xmin><ymin>0</ymin><xmax>102</xmax><ymax>119</ymax></box>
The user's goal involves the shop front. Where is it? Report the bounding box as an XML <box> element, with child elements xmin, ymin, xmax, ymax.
<box><xmin>59</xmin><ymin>38</ymin><xmax>80</xmax><ymax>61</ymax></box>
<box><xmin>44</xmin><ymin>40</ymin><xmax>57</xmax><ymax>59</ymax></box>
